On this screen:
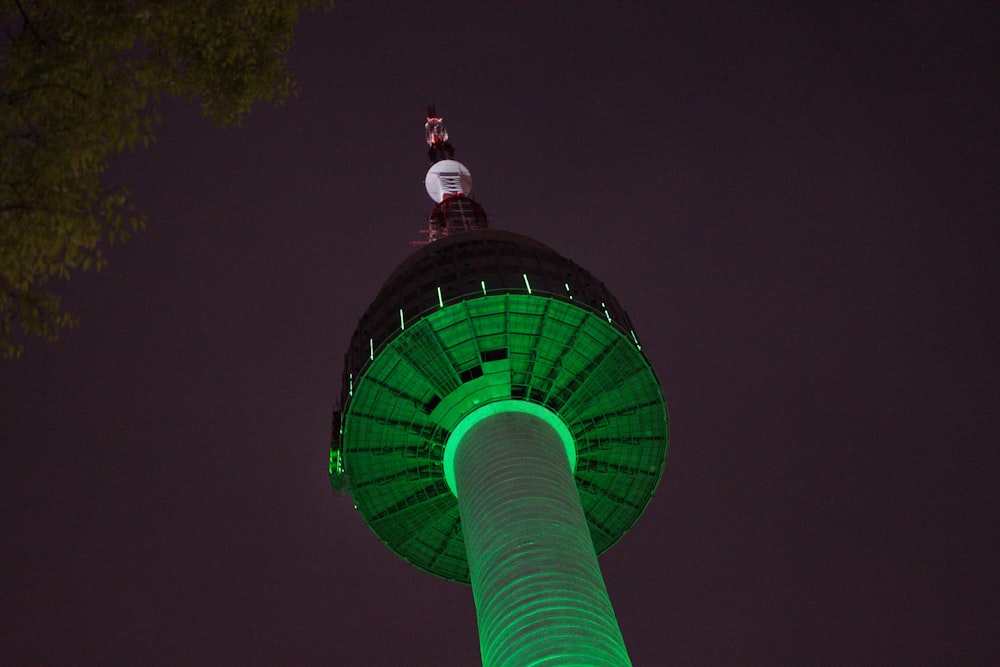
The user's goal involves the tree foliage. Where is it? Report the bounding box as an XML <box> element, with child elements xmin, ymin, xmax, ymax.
<box><xmin>1</xmin><ymin>0</ymin><xmax>332</xmax><ymax>358</ymax></box>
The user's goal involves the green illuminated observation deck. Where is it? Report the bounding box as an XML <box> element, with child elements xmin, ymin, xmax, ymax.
<box><xmin>332</xmin><ymin>229</ymin><xmax>669</xmax><ymax>583</ymax></box>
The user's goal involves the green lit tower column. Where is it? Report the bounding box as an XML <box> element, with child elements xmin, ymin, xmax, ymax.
<box><xmin>331</xmin><ymin>108</ymin><xmax>669</xmax><ymax>666</ymax></box>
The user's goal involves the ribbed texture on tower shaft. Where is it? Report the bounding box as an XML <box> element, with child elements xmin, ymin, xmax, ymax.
<box><xmin>454</xmin><ymin>411</ymin><xmax>632</xmax><ymax>667</ymax></box>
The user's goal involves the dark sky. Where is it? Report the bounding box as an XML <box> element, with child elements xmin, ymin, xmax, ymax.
<box><xmin>2</xmin><ymin>3</ymin><xmax>997</xmax><ymax>664</ymax></box>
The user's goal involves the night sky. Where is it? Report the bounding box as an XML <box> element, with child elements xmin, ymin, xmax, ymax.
<box><xmin>2</xmin><ymin>3</ymin><xmax>997</xmax><ymax>664</ymax></box>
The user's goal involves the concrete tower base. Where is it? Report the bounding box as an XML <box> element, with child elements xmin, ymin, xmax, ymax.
<box><xmin>453</xmin><ymin>408</ymin><xmax>632</xmax><ymax>667</ymax></box>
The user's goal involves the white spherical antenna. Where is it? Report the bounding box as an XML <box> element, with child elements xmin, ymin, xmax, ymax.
<box><xmin>425</xmin><ymin>159</ymin><xmax>472</xmax><ymax>203</ymax></box>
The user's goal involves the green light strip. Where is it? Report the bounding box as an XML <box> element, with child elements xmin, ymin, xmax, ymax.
<box><xmin>443</xmin><ymin>399</ymin><xmax>576</xmax><ymax>497</ymax></box>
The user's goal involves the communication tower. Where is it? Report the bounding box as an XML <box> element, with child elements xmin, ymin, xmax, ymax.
<box><xmin>330</xmin><ymin>107</ymin><xmax>669</xmax><ymax>666</ymax></box>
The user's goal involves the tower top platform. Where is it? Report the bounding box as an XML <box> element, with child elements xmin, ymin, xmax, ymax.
<box><xmin>332</xmin><ymin>228</ymin><xmax>668</xmax><ymax>582</ymax></box>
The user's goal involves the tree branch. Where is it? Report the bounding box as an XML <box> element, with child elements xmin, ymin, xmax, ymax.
<box><xmin>13</xmin><ymin>0</ymin><xmax>43</xmax><ymax>44</ymax></box>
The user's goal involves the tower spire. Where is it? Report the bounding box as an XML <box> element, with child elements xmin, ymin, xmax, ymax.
<box><xmin>425</xmin><ymin>105</ymin><xmax>454</xmax><ymax>163</ymax></box>
<box><xmin>413</xmin><ymin>106</ymin><xmax>489</xmax><ymax>245</ymax></box>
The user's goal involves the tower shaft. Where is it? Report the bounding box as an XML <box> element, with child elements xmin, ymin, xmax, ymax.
<box><xmin>454</xmin><ymin>409</ymin><xmax>632</xmax><ymax>667</ymax></box>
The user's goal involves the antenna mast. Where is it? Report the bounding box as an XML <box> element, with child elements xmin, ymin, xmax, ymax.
<box><xmin>412</xmin><ymin>106</ymin><xmax>489</xmax><ymax>245</ymax></box>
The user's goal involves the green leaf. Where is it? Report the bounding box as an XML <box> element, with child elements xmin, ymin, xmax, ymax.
<box><xmin>1</xmin><ymin>0</ymin><xmax>333</xmax><ymax>358</ymax></box>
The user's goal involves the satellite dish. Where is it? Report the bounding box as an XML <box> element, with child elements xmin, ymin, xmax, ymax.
<box><xmin>425</xmin><ymin>159</ymin><xmax>472</xmax><ymax>203</ymax></box>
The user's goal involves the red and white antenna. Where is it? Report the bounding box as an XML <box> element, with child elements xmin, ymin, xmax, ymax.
<box><xmin>413</xmin><ymin>106</ymin><xmax>489</xmax><ymax>245</ymax></box>
<box><xmin>425</xmin><ymin>106</ymin><xmax>451</xmax><ymax>157</ymax></box>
